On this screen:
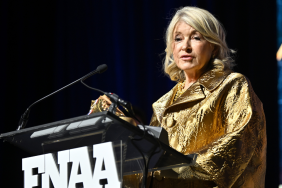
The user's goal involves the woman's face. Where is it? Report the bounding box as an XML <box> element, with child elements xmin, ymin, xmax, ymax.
<box><xmin>172</xmin><ymin>21</ymin><xmax>214</xmax><ymax>76</ymax></box>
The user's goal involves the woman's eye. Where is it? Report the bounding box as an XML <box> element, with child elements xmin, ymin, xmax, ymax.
<box><xmin>174</xmin><ymin>37</ymin><xmax>182</xmax><ymax>42</ymax></box>
<box><xmin>193</xmin><ymin>36</ymin><xmax>200</xmax><ymax>40</ymax></box>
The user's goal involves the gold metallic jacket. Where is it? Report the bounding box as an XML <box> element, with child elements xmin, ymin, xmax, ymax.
<box><xmin>149</xmin><ymin>64</ymin><xmax>266</xmax><ymax>188</ymax></box>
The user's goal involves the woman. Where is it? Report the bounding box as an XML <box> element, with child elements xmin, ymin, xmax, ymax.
<box><xmin>90</xmin><ymin>6</ymin><xmax>266</xmax><ymax>188</ymax></box>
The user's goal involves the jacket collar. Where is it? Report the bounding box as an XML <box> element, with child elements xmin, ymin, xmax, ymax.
<box><xmin>198</xmin><ymin>63</ymin><xmax>232</xmax><ymax>91</ymax></box>
<box><xmin>152</xmin><ymin>63</ymin><xmax>232</xmax><ymax>123</ymax></box>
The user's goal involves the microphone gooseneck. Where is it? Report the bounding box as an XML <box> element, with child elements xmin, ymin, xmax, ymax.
<box><xmin>17</xmin><ymin>64</ymin><xmax>108</xmax><ymax>131</ymax></box>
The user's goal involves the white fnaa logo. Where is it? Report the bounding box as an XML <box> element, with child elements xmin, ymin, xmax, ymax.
<box><xmin>22</xmin><ymin>142</ymin><xmax>121</xmax><ymax>188</ymax></box>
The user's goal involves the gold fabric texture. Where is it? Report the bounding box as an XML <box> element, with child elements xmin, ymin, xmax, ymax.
<box><xmin>149</xmin><ymin>64</ymin><xmax>267</xmax><ymax>188</ymax></box>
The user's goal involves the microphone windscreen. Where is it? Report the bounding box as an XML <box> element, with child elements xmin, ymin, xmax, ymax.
<box><xmin>96</xmin><ymin>64</ymin><xmax>108</xmax><ymax>73</ymax></box>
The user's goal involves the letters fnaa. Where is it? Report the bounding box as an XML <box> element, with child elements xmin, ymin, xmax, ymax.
<box><xmin>22</xmin><ymin>142</ymin><xmax>122</xmax><ymax>188</ymax></box>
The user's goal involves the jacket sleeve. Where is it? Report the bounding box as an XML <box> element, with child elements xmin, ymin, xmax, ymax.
<box><xmin>179</xmin><ymin>76</ymin><xmax>266</xmax><ymax>188</ymax></box>
<box><xmin>149</xmin><ymin>112</ymin><xmax>160</xmax><ymax>127</ymax></box>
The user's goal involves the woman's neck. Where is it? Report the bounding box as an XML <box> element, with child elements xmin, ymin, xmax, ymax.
<box><xmin>182</xmin><ymin>62</ymin><xmax>212</xmax><ymax>90</ymax></box>
<box><xmin>183</xmin><ymin>70</ymin><xmax>202</xmax><ymax>90</ymax></box>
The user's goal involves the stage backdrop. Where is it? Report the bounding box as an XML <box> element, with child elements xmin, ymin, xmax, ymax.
<box><xmin>278</xmin><ymin>0</ymin><xmax>282</xmax><ymax>185</ymax></box>
<box><xmin>0</xmin><ymin>0</ymin><xmax>278</xmax><ymax>187</ymax></box>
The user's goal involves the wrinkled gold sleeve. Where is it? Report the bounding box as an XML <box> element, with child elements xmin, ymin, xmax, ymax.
<box><xmin>149</xmin><ymin>65</ymin><xmax>266</xmax><ymax>188</ymax></box>
<box><xmin>149</xmin><ymin>113</ymin><xmax>160</xmax><ymax>127</ymax></box>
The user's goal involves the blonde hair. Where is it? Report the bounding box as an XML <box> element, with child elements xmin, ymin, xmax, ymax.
<box><xmin>164</xmin><ymin>6</ymin><xmax>235</xmax><ymax>81</ymax></box>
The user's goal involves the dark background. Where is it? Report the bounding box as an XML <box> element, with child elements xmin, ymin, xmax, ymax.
<box><xmin>0</xmin><ymin>0</ymin><xmax>278</xmax><ymax>187</ymax></box>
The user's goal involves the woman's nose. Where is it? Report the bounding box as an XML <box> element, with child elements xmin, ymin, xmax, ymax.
<box><xmin>181</xmin><ymin>40</ymin><xmax>191</xmax><ymax>52</ymax></box>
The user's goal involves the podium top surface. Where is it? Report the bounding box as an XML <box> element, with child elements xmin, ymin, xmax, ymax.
<box><xmin>0</xmin><ymin>112</ymin><xmax>111</xmax><ymax>138</ymax></box>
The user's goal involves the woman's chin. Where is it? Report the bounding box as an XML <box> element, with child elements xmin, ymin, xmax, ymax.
<box><xmin>179</xmin><ymin>65</ymin><xmax>197</xmax><ymax>72</ymax></box>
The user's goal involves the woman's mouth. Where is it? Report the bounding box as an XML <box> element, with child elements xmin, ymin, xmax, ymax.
<box><xmin>180</xmin><ymin>55</ymin><xmax>193</xmax><ymax>60</ymax></box>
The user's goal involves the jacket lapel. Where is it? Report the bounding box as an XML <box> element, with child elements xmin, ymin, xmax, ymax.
<box><xmin>170</xmin><ymin>83</ymin><xmax>206</xmax><ymax>107</ymax></box>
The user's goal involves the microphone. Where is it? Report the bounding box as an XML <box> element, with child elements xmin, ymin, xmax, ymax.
<box><xmin>17</xmin><ymin>64</ymin><xmax>108</xmax><ymax>131</ymax></box>
<box><xmin>81</xmin><ymin>64</ymin><xmax>107</xmax><ymax>81</ymax></box>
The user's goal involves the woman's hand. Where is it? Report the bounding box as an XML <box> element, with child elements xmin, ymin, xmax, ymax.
<box><xmin>93</xmin><ymin>95</ymin><xmax>125</xmax><ymax>116</ymax></box>
<box><xmin>98</xmin><ymin>95</ymin><xmax>112</xmax><ymax>111</ymax></box>
<box><xmin>88</xmin><ymin>95</ymin><xmax>139</xmax><ymax>126</ymax></box>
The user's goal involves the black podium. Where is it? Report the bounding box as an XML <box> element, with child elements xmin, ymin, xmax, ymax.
<box><xmin>0</xmin><ymin>111</ymin><xmax>196</xmax><ymax>188</ymax></box>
